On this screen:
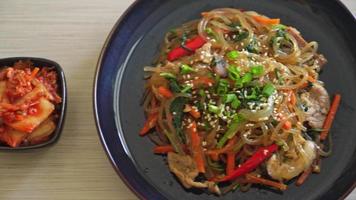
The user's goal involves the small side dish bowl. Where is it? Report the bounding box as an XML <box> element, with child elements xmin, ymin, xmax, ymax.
<box><xmin>0</xmin><ymin>57</ymin><xmax>67</xmax><ymax>150</ymax></box>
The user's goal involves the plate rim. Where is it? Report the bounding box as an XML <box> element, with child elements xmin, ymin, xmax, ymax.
<box><xmin>93</xmin><ymin>0</ymin><xmax>356</xmax><ymax>199</ymax></box>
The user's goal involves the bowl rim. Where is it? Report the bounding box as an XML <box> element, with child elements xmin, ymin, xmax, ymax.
<box><xmin>93</xmin><ymin>0</ymin><xmax>356</xmax><ymax>199</ymax></box>
<box><xmin>0</xmin><ymin>56</ymin><xmax>67</xmax><ymax>150</ymax></box>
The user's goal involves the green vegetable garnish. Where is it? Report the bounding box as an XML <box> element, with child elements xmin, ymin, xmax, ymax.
<box><xmin>241</xmin><ymin>73</ymin><xmax>253</xmax><ymax>84</ymax></box>
<box><xmin>180</xmin><ymin>64</ymin><xmax>196</xmax><ymax>74</ymax></box>
<box><xmin>235</xmin><ymin>31</ymin><xmax>249</xmax><ymax>42</ymax></box>
<box><xmin>272</xmin><ymin>24</ymin><xmax>286</xmax><ymax>31</ymax></box>
<box><xmin>223</xmin><ymin>94</ymin><xmax>237</xmax><ymax>104</ymax></box>
<box><xmin>217</xmin><ymin>79</ymin><xmax>229</xmax><ymax>95</ymax></box>
<box><xmin>245</xmin><ymin>88</ymin><xmax>257</xmax><ymax>100</ymax></box>
<box><xmin>169</xmin><ymin>79</ymin><xmax>181</xmax><ymax>93</ymax></box>
<box><xmin>160</xmin><ymin>72</ymin><xmax>176</xmax><ymax>79</ymax></box>
<box><xmin>227</xmin><ymin>65</ymin><xmax>241</xmax><ymax>81</ymax></box>
<box><xmin>235</xmin><ymin>79</ymin><xmax>243</xmax><ymax>88</ymax></box>
<box><xmin>170</xmin><ymin>97</ymin><xmax>188</xmax><ymax>143</ymax></box>
<box><xmin>246</xmin><ymin>36</ymin><xmax>259</xmax><ymax>53</ymax></box>
<box><xmin>199</xmin><ymin>89</ymin><xmax>206</xmax><ymax>97</ymax></box>
<box><xmin>206</xmin><ymin>28</ymin><xmax>213</xmax><ymax>34</ymax></box>
<box><xmin>262</xmin><ymin>83</ymin><xmax>276</xmax><ymax>97</ymax></box>
<box><xmin>231</xmin><ymin>98</ymin><xmax>241</xmax><ymax>109</ymax></box>
<box><xmin>227</xmin><ymin>50</ymin><xmax>239</xmax><ymax>60</ymax></box>
<box><xmin>217</xmin><ymin>114</ymin><xmax>245</xmax><ymax>148</ymax></box>
<box><xmin>181</xmin><ymin>85</ymin><xmax>192</xmax><ymax>93</ymax></box>
<box><xmin>251</xmin><ymin>65</ymin><xmax>264</xmax><ymax>76</ymax></box>
<box><xmin>208</xmin><ymin>104</ymin><xmax>220</xmax><ymax>114</ymax></box>
<box><xmin>223</xmin><ymin>94</ymin><xmax>241</xmax><ymax>109</ymax></box>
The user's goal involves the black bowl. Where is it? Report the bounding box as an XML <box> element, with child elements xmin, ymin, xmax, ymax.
<box><xmin>0</xmin><ymin>57</ymin><xmax>67</xmax><ymax>150</ymax></box>
<box><xmin>94</xmin><ymin>0</ymin><xmax>356</xmax><ymax>199</ymax></box>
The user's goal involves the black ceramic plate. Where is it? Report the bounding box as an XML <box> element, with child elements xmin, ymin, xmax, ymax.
<box><xmin>0</xmin><ymin>57</ymin><xmax>67</xmax><ymax>150</ymax></box>
<box><xmin>94</xmin><ymin>0</ymin><xmax>356</xmax><ymax>199</ymax></box>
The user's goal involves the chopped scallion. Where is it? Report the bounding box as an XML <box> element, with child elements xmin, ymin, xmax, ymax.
<box><xmin>160</xmin><ymin>72</ymin><xmax>176</xmax><ymax>79</ymax></box>
<box><xmin>180</xmin><ymin>64</ymin><xmax>196</xmax><ymax>74</ymax></box>
<box><xmin>217</xmin><ymin>79</ymin><xmax>229</xmax><ymax>95</ymax></box>
<box><xmin>231</xmin><ymin>98</ymin><xmax>241</xmax><ymax>109</ymax></box>
<box><xmin>227</xmin><ymin>65</ymin><xmax>241</xmax><ymax>81</ymax></box>
<box><xmin>241</xmin><ymin>73</ymin><xmax>253</xmax><ymax>84</ymax></box>
<box><xmin>208</xmin><ymin>104</ymin><xmax>220</xmax><ymax>114</ymax></box>
<box><xmin>263</xmin><ymin>83</ymin><xmax>276</xmax><ymax>97</ymax></box>
<box><xmin>251</xmin><ymin>65</ymin><xmax>264</xmax><ymax>76</ymax></box>
<box><xmin>181</xmin><ymin>85</ymin><xmax>192</xmax><ymax>93</ymax></box>
<box><xmin>227</xmin><ymin>50</ymin><xmax>239</xmax><ymax>60</ymax></box>
<box><xmin>223</xmin><ymin>94</ymin><xmax>237</xmax><ymax>103</ymax></box>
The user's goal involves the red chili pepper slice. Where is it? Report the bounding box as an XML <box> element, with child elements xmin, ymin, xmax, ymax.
<box><xmin>212</xmin><ymin>144</ymin><xmax>278</xmax><ymax>182</ymax></box>
<box><xmin>167</xmin><ymin>36</ymin><xmax>206</xmax><ymax>61</ymax></box>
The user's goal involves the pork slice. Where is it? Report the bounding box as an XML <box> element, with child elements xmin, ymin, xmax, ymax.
<box><xmin>167</xmin><ymin>152</ymin><xmax>221</xmax><ymax>195</ymax></box>
<box><xmin>300</xmin><ymin>84</ymin><xmax>330</xmax><ymax>129</ymax></box>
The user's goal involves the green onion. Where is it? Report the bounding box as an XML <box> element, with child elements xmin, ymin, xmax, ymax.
<box><xmin>168</xmin><ymin>79</ymin><xmax>181</xmax><ymax>93</ymax></box>
<box><xmin>276</xmin><ymin>28</ymin><xmax>286</xmax><ymax>37</ymax></box>
<box><xmin>227</xmin><ymin>65</ymin><xmax>241</xmax><ymax>81</ymax></box>
<box><xmin>181</xmin><ymin>85</ymin><xmax>192</xmax><ymax>93</ymax></box>
<box><xmin>217</xmin><ymin>115</ymin><xmax>245</xmax><ymax>148</ymax></box>
<box><xmin>208</xmin><ymin>104</ymin><xmax>220</xmax><ymax>114</ymax></box>
<box><xmin>227</xmin><ymin>50</ymin><xmax>239</xmax><ymax>60</ymax></box>
<box><xmin>235</xmin><ymin>79</ymin><xmax>243</xmax><ymax>88</ymax></box>
<box><xmin>180</xmin><ymin>64</ymin><xmax>196</xmax><ymax>74</ymax></box>
<box><xmin>263</xmin><ymin>83</ymin><xmax>276</xmax><ymax>97</ymax></box>
<box><xmin>235</xmin><ymin>31</ymin><xmax>249</xmax><ymax>42</ymax></box>
<box><xmin>223</xmin><ymin>94</ymin><xmax>241</xmax><ymax>109</ymax></box>
<box><xmin>199</xmin><ymin>89</ymin><xmax>206</xmax><ymax>97</ymax></box>
<box><xmin>160</xmin><ymin>72</ymin><xmax>176</xmax><ymax>79</ymax></box>
<box><xmin>241</xmin><ymin>73</ymin><xmax>253</xmax><ymax>84</ymax></box>
<box><xmin>205</xmin><ymin>28</ymin><xmax>214</xmax><ymax>35</ymax></box>
<box><xmin>250</xmin><ymin>65</ymin><xmax>264</xmax><ymax>77</ymax></box>
<box><xmin>245</xmin><ymin>88</ymin><xmax>257</xmax><ymax>100</ymax></box>
<box><xmin>223</xmin><ymin>94</ymin><xmax>237</xmax><ymax>103</ymax></box>
<box><xmin>217</xmin><ymin>79</ymin><xmax>229</xmax><ymax>95</ymax></box>
<box><xmin>231</xmin><ymin>98</ymin><xmax>241</xmax><ymax>109</ymax></box>
<box><xmin>272</xmin><ymin>24</ymin><xmax>286</xmax><ymax>30</ymax></box>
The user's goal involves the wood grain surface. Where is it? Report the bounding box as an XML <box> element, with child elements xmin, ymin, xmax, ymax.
<box><xmin>0</xmin><ymin>1</ymin><xmax>354</xmax><ymax>200</ymax></box>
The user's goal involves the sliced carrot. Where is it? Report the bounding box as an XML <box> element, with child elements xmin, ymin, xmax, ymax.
<box><xmin>30</xmin><ymin>67</ymin><xmax>40</xmax><ymax>80</ymax></box>
<box><xmin>246</xmin><ymin>174</ymin><xmax>287</xmax><ymax>191</ymax></box>
<box><xmin>153</xmin><ymin>145</ymin><xmax>175</xmax><ymax>154</ymax></box>
<box><xmin>140</xmin><ymin>112</ymin><xmax>158</xmax><ymax>136</ymax></box>
<box><xmin>226</xmin><ymin>152</ymin><xmax>236</xmax><ymax>176</ymax></box>
<box><xmin>296</xmin><ymin>167</ymin><xmax>312</xmax><ymax>186</ymax></box>
<box><xmin>207</xmin><ymin>137</ymin><xmax>237</xmax><ymax>161</ymax></box>
<box><xmin>282</xmin><ymin>120</ymin><xmax>292</xmax><ymax>130</ymax></box>
<box><xmin>158</xmin><ymin>86</ymin><xmax>173</xmax><ymax>99</ymax></box>
<box><xmin>188</xmin><ymin>121</ymin><xmax>206</xmax><ymax>173</ymax></box>
<box><xmin>289</xmin><ymin>90</ymin><xmax>297</xmax><ymax>106</ymax></box>
<box><xmin>189</xmin><ymin>107</ymin><xmax>201</xmax><ymax>119</ymax></box>
<box><xmin>252</xmin><ymin>15</ymin><xmax>280</xmax><ymax>25</ymax></box>
<box><xmin>320</xmin><ymin>94</ymin><xmax>341</xmax><ymax>141</ymax></box>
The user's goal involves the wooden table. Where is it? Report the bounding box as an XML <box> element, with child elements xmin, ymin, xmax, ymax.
<box><xmin>0</xmin><ymin>1</ymin><xmax>354</xmax><ymax>199</ymax></box>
